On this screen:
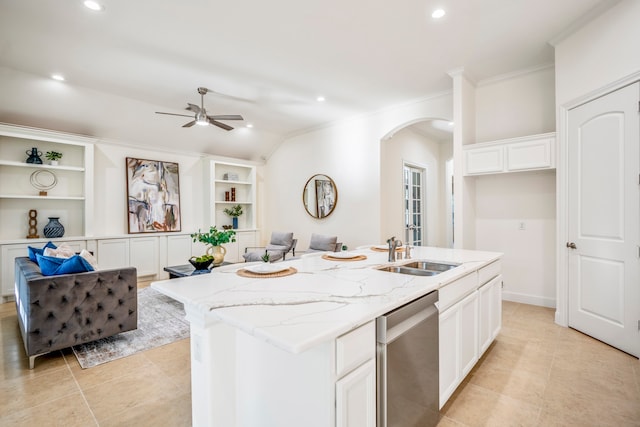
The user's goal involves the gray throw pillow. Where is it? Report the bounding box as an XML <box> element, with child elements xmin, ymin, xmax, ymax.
<box><xmin>309</xmin><ymin>234</ymin><xmax>337</xmax><ymax>251</ymax></box>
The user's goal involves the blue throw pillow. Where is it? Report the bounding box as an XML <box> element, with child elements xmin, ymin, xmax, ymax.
<box><xmin>28</xmin><ymin>241</ymin><xmax>57</xmax><ymax>264</ymax></box>
<box><xmin>36</xmin><ymin>254</ymin><xmax>94</xmax><ymax>276</ymax></box>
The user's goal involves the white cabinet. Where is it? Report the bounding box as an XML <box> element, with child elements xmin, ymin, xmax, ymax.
<box><xmin>335</xmin><ymin>321</ymin><xmax>376</xmax><ymax>427</ymax></box>
<box><xmin>206</xmin><ymin>159</ymin><xmax>257</xmax><ymax>231</ymax></box>
<box><xmin>97</xmin><ymin>238</ymin><xmax>130</xmax><ymax>270</ymax></box>
<box><xmin>479</xmin><ymin>275</ymin><xmax>503</xmax><ymax>356</ymax></box>
<box><xmin>130</xmin><ymin>236</ymin><xmax>159</xmax><ymax>276</ymax></box>
<box><xmin>439</xmin><ymin>290</ymin><xmax>478</xmax><ymax>408</ymax></box>
<box><xmin>439</xmin><ymin>260</ymin><xmax>502</xmax><ymax>408</ymax></box>
<box><xmin>336</xmin><ymin>359</ymin><xmax>376</xmax><ymax>427</ymax></box>
<box><xmin>464</xmin><ymin>132</ymin><xmax>555</xmax><ymax>176</ymax></box>
<box><xmin>0</xmin><ymin>123</ymin><xmax>95</xmax><ymax>240</ymax></box>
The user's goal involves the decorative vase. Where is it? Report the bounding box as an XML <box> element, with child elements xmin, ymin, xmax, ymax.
<box><xmin>43</xmin><ymin>217</ymin><xmax>65</xmax><ymax>238</ymax></box>
<box><xmin>206</xmin><ymin>245</ymin><xmax>227</xmax><ymax>266</ymax></box>
<box><xmin>25</xmin><ymin>147</ymin><xmax>43</xmax><ymax>164</ymax></box>
<box><xmin>232</xmin><ymin>217</ymin><xmax>238</xmax><ymax>229</ymax></box>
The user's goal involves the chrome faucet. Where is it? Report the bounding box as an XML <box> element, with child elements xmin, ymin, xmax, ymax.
<box><xmin>387</xmin><ymin>236</ymin><xmax>402</xmax><ymax>262</ymax></box>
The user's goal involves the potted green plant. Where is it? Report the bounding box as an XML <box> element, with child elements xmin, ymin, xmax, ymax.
<box><xmin>44</xmin><ymin>151</ymin><xmax>63</xmax><ymax>166</ymax></box>
<box><xmin>223</xmin><ymin>204</ymin><xmax>243</xmax><ymax>229</ymax></box>
<box><xmin>191</xmin><ymin>226</ymin><xmax>236</xmax><ymax>265</ymax></box>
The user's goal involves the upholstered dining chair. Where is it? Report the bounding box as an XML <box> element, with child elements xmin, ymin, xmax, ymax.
<box><xmin>299</xmin><ymin>233</ymin><xmax>342</xmax><ymax>255</ymax></box>
<box><xmin>242</xmin><ymin>231</ymin><xmax>297</xmax><ymax>262</ymax></box>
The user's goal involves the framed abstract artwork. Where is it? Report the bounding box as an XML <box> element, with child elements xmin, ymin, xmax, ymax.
<box><xmin>126</xmin><ymin>157</ymin><xmax>181</xmax><ymax>233</ymax></box>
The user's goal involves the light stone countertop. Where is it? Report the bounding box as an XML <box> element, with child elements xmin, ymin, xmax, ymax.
<box><xmin>151</xmin><ymin>245</ymin><xmax>501</xmax><ymax>354</ymax></box>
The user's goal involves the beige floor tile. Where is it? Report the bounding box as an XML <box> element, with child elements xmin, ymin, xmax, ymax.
<box><xmin>0</xmin><ymin>365</ymin><xmax>79</xmax><ymax>415</ymax></box>
<box><xmin>97</xmin><ymin>390</ymin><xmax>191</xmax><ymax>427</ymax></box>
<box><xmin>468</xmin><ymin>362</ymin><xmax>548</xmax><ymax>407</ymax></box>
<box><xmin>67</xmin><ymin>350</ymin><xmax>151</xmax><ymax>389</ymax></box>
<box><xmin>442</xmin><ymin>383</ymin><xmax>541</xmax><ymax>427</ymax></box>
<box><xmin>0</xmin><ymin>392</ymin><xmax>97</xmax><ymax>427</ymax></box>
<box><xmin>83</xmin><ymin>362</ymin><xmax>183</xmax><ymax>422</ymax></box>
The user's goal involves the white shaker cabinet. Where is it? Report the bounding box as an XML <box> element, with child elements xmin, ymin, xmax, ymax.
<box><xmin>464</xmin><ymin>132</ymin><xmax>555</xmax><ymax>176</ymax></box>
<box><xmin>478</xmin><ymin>275</ymin><xmax>503</xmax><ymax>356</ymax></box>
<box><xmin>335</xmin><ymin>321</ymin><xmax>376</xmax><ymax>427</ymax></box>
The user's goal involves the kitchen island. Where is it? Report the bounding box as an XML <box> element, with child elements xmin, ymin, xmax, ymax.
<box><xmin>151</xmin><ymin>245</ymin><xmax>502</xmax><ymax>427</ymax></box>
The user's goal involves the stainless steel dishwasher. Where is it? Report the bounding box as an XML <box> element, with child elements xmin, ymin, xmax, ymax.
<box><xmin>376</xmin><ymin>290</ymin><xmax>439</xmax><ymax>427</ymax></box>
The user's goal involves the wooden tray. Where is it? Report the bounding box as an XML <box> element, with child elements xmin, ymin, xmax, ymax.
<box><xmin>236</xmin><ymin>266</ymin><xmax>297</xmax><ymax>278</ymax></box>
<box><xmin>321</xmin><ymin>254</ymin><xmax>367</xmax><ymax>262</ymax></box>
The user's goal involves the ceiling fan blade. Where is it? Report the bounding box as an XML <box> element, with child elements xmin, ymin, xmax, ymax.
<box><xmin>156</xmin><ymin>111</ymin><xmax>195</xmax><ymax>118</ymax></box>
<box><xmin>203</xmin><ymin>88</ymin><xmax>255</xmax><ymax>104</ymax></box>
<box><xmin>209</xmin><ymin>119</ymin><xmax>233</xmax><ymax>131</ymax></box>
<box><xmin>208</xmin><ymin>115</ymin><xmax>243</xmax><ymax>121</ymax></box>
<box><xmin>186</xmin><ymin>103</ymin><xmax>201</xmax><ymax>113</ymax></box>
<box><xmin>182</xmin><ymin>120</ymin><xmax>196</xmax><ymax>128</ymax></box>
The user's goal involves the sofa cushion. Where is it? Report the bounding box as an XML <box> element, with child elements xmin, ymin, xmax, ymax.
<box><xmin>270</xmin><ymin>232</ymin><xmax>294</xmax><ymax>250</ymax></box>
<box><xmin>28</xmin><ymin>241</ymin><xmax>57</xmax><ymax>263</ymax></box>
<box><xmin>36</xmin><ymin>254</ymin><xmax>95</xmax><ymax>276</ymax></box>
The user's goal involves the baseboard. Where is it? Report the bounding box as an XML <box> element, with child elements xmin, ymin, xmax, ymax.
<box><xmin>502</xmin><ymin>291</ymin><xmax>556</xmax><ymax>308</ymax></box>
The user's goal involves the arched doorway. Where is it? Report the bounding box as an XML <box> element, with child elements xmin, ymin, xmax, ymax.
<box><xmin>380</xmin><ymin>118</ymin><xmax>454</xmax><ymax>248</ymax></box>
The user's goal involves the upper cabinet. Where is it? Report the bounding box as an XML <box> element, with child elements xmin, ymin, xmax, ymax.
<box><xmin>0</xmin><ymin>123</ymin><xmax>95</xmax><ymax>241</ymax></box>
<box><xmin>206</xmin><ymin>160</ymin><xmax>256</xmax><ymax>230</ymax></box>
<box><xmin>463</xmin><ymin>132</ymin><xmax>555</xmax><ymax>176</ymax></box>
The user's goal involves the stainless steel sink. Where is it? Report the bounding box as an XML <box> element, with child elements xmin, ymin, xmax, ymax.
<box><xmin>401</xmin><ymin>261</ymin><xmax>460</xmax><ymax>272</ymax></box>
<box><xmin>377</xmin><ymin>266</ymin><xmax>440</xmax><ymax>276</ymax></box>
<box><xmin>377</xmin><ymin>260</ymin><xmax>460</xmax><ymax>276</ymax></box>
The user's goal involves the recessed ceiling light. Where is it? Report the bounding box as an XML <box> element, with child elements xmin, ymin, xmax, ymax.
<box><xmin>448</xmin><ymin>121</ymin><xmax>454</xmax><ymax>126</ymax></box>
<box><xmin>84</xmin><ymin>1</ymin><xmax>105</xmax><ymax>11</ymax></box>
<box><xmin>432</xmin><ymin>9</ymin><xmax>445</xmax><ymax>19</ymax></box>
<box><xmin>316</xmin><ymin>96</ymin><xmax>325</xmax><ymax>102</ymax></box>
<box><xmin>246</xmin><ymin>123</ymin><xmax>254</xmax><ymax>128</ymax></box>
<box><xmin>51</xmin><ymin>74</ymin><xmax>65</xmax><ymax>81</ymax></box>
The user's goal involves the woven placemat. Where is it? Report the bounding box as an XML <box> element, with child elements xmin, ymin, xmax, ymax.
<box><xmin>321</xmin><ymin>254</ymin><xmax>367</xmax><ymax>262</ymax></box>
<box><xmin>370</xmin><ymin>246</ymin><xmax>404</xmax><ymax>252</ymax></box>
<box><xmin>236</xmin><ymin>266</ymin><xmax>298</xmax><ymax>278</ymax></box>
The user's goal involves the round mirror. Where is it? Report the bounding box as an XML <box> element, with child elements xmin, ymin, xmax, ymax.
<box><xmin>303</xmin><ymin>174</ymin><xmax>338</xmax><ymax>218</ymax></box>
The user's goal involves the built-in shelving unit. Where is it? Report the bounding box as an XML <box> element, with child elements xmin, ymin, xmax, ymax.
<box><xmin>207</xmin><ymin>160</ymin><xmax>256</xmax><ymax>230</ymax></box>
<box><xmin>0</xmin><ymin>123</ymin><xmax>95</xmax><ymax>241</ymax></box>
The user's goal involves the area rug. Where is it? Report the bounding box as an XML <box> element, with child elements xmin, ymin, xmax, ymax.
<box><xmin>72</xmin><ymin>286</ymin><xmax>189</xmax><ymax>369</ymax></box>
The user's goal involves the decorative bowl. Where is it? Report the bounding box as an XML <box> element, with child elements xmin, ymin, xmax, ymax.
<box><xmin>189</xmin><ymin>257</ymin><xmax>213</xmax><ymax>271</ymax></box>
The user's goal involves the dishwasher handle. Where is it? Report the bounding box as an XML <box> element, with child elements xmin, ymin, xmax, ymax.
<box><xmin>377</xmin><ymin>290</ymin><xmax>439</xmax><ymax>344</ymax></box>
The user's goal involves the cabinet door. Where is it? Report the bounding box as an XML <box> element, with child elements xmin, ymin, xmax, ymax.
<box><xmin>130</xmin><ymin>237</ymin><xmax>159</xmax><ymax>276</ymax></box>
<box><xmin>166</xmin><ymin>234</ymin><xmax>193</xmax><ymax>266</ymax></box>
<box><xmin>97</xmin><ymin>239</ymin><xmax>130</xmax><ymax>270</ymax></box>
<box><xmin>506</xmin><ymin>138</ymin><xmax>553</xmax><ymax>171</ymax></box>
<box><xmin>438</xmin><ymin>304</ymin><xmax>459</xmax><ymax>409</ymax></box>
<box><xmin>1</xmin><ymin>244</ymin><xmax>28</xmax><ymax>298</ymax></box>
<box><xmin>478</xmin><ymin>275</ymin><xmax>503</xmax><ymax>356</ymax></box>
<box><xmin>335</xmin><ymin>359</ymin><xmax>376</xmax><ymax>427</ymax></box>
<box><xmin>464</xmin><ymin>146</ymin><xmax>504</xmax><ymax>175</ymax></box>
<box><xmin>439</xmin><ymin>291</ymin><xmax>479</xmax><ymax>408</ymax></box>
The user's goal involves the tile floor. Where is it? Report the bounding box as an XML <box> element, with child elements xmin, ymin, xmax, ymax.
<box><xmin>1</xmin><ymin>283</ymin><xmax>638</xmax><ymax>426</ymax></box>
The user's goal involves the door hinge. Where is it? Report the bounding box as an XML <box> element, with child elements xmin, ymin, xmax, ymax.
<box><xmin>638</xmin><ymin>320</ymin><xmax>640</xmax><ymax>331</ymax></box>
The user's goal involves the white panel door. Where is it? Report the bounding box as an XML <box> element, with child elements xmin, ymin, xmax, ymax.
<box><xmin>130</xmin><ymin>237</ymin><xmax>159</xmax><ymax>276</ymax></box>
<box><xmin>568</xmin><ymin>82</ymin><xmax>640</xmax><ymax>357</ymax></box>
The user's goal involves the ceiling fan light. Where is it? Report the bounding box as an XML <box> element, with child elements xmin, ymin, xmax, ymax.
<box><xmin>196</xmin><ymin>118</ymin><xmax>209</xmax><ymax>126</ymax></box>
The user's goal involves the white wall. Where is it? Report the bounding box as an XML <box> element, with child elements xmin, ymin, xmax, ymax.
<box><xmin>475</xmin><ymin>172</ymin><xmax>557</xmax><ymax>307</ymax></box>
<box><xmin>264</xmin><ymin>93</ymin><xmax>452</xmax><ymax>251</ymax></box>
<box><xmin>473</xmin><ymin>67</ymin><xmax>557</xmax><ymax>307</ymax></box>
<box><xmin>555</xmin><ymin>0</ymin><xmax>640</xmax><ymax>106</ymax></box>
<box><xmin>475</xmin><ymin>66</ymin><xmax>556</xmax><ymax>142</ymax></box>
<box><xmin>381</xmin><ymin>127</ymin><xmax>451</xmax><ymax>247</ymax></box>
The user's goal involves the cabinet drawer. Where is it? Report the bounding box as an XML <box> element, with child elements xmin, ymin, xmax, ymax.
<box><xmin>439</xmin><ymin>272</ymin><xmax>478</xmax><ymax>312</ymax></box>
<box><xmin>336</xmin><ymin>321</ymin><xmax>375</xmax><ymax>378</ymax></box>
<box><xmin>478</xmin><ymin>260</ymin><xmax>501</xmax><ymax>285</ymax></box>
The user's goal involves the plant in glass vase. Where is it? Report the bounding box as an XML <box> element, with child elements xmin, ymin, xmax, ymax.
<box><xmin>223</xmin><ymin>204</ymin><xmax>243</xmax><ymax>229</ymax></box>
<box><xmin>190</xmin><ymin>226</ymin><xmax>236</xmax><ymax>265</ymax></box>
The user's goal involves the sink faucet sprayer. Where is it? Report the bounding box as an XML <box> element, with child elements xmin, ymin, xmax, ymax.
<box><xmin>387</xmin><ymin>237</ymin><xmax>402</xmax><ymax>262</ymax></box>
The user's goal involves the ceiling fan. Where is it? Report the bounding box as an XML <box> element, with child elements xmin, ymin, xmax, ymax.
<box><xmin>156</xmin><ymin>87</ymin><xmax>244</xmax><ymax>131</ymax></box>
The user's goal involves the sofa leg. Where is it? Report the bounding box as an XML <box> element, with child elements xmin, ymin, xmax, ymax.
<box><xmin>29</xmin><ymin>355</ymin><xmax>37</xmax><ymax>369</ymax></box>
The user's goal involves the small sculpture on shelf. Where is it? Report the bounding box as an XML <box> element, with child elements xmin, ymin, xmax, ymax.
<box><xmin>27</xmin><ymin>209</ymin><xmax>39</xmax><ymax>239</ymax></box>
<box><xmin>43</xmin><ymin>217</ymin><xmax>65</xmax><ymax>238</ymax></box>
<box><xmin>44</xmin><ymin>151</ymin><xmax>63</xmax><ymax>166</ymax></box>
<box><xmin>25</xmin><ymin>147</ymin><xmax>43</xmax><ymax>164</ymax></box>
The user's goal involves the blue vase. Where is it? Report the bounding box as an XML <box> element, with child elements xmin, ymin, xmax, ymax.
<box><xmin>43</xmin><ymin>217</ymin><xmax>65</xmax><ymax>238</ymax></box>
<box><xmin>232</xmin><ymin>217</ymin><xmax>238</xmax><ymax>229</ymax></box>
<box><xmin>26</xmin><ymin>147</ymin><xmax>43</xmax><ymax>164</ymax></box>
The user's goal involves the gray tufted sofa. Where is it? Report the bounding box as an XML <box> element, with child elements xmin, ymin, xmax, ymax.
<box><xmin>14</xmin><ymin>256</ymin><xmax>138</xmax><ymax>369</ymax></box>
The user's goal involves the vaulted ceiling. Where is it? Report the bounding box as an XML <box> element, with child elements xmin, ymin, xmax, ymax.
<box><xmin>0</xmin><ymin>0</ymin><xmax>616</xmax><ymax>160</ymax></box>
